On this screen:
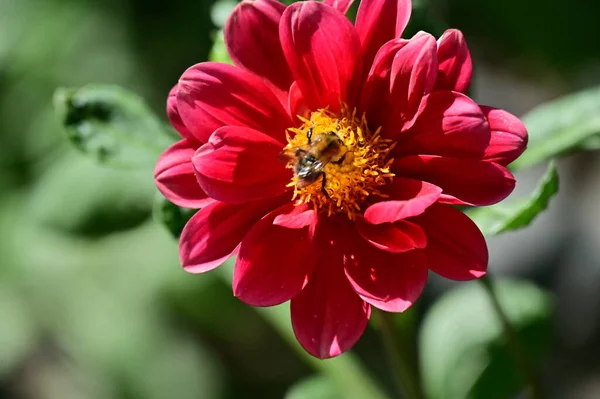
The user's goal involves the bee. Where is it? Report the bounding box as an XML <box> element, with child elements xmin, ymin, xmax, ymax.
<box><xmin>280</xmin><ymin>127</ymin><xmax>347</xmax><ymax>197</ymax></box>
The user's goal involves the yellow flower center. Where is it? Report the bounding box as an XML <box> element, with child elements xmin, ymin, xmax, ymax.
<box><xmin>282</xmin><ymin>106</ymin><xmax>395</xmax><ymax>219</ymax></box>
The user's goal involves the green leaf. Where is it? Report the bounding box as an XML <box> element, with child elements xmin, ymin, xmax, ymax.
<box><xmin>153</xmin><ymin>196</ymin><xmax>197</xmax><ymax>239</ymax></box>
<box><xmin>285</xmin><ymin>375</ymin><xmax>342</xmax><ymax>399</ymax></box>
<box><xmin>576</xmin><ymin>133</ymin><xmax>600</xmax><ymax>150</ymax></box>
<box><xmin>0</xmin><ymin>286</ymin><xmax>38</xmax><ymax>377</ymax></box>
<box><xmin>53</xmin><ymin>84</ymin><xmax>173</xmax><ymax>168</ymax></box>
<box><xmin>26</xmin><ymin>153</ymin><xmax>156</xmax><ymax>237</ymax></box>
<box><xmin>468</xmin><ymin>161</ymin><xmax>559</xmax><ymax>236</ymax></box>
<box><xmin>512</xmin><ymin>85</ymin><xmax>600</xmax><ymax>170</ymax></box>
<box><xmin>419</xmin><ymin>279</ymin><xmax>553</xmax><ymax>399</ymax></box>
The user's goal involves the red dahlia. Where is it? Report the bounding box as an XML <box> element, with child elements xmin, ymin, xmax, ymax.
<box><xmin>155</xmin><ymin>0</ymin><xmax>528</xmax><ymax>358</ymax></box>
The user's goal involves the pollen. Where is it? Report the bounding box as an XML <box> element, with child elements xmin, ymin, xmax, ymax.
<box><xmin>282</xmin><ymin>106</ymin><xmax>395</xmax><ymax>219</ymax></box>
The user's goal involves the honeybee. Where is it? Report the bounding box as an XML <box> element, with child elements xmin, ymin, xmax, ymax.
<box><xmin>280</xmin><ymin>127</ymin><xmax>347</xmax><ymax>197</ymax></box>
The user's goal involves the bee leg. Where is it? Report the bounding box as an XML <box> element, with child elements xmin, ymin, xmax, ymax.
<box><xmin>307</xmin><ymin>126</ymin><xmax>313</xmax><ymax>144</ymax></box>
<box><xmin>320</xmin><ymin>173</ymin><xmax>330</xmax><ymax>199</ymax></box>
<box><xmin>294</xmin><ymin>148</ymin><xmax>307</xmax><ymax>156</ymax></box>
<box><xmin>332</xmin><ymin>152</ymin><xmax>347</xmax><ymax>165</ymax></box>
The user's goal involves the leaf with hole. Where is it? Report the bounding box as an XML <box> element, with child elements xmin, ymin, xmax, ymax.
<box><xmin>54</xmin><ymin>84</ymin><xmax>173</xmax><ymax>168</ymax></box>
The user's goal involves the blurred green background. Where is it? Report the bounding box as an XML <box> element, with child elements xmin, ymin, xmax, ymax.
<box><xmin>1</xmin><ymin>0</ymin><xmax>600</xmax><ymax>398</ymax></box>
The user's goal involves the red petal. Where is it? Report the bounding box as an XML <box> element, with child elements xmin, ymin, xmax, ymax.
<box><xmin>280</xmin><ymin>2</ymin><xmax>363</xmax><ymax>112</ymax></box>
<box><xmin>363</xmin><ymin>177</ymin><xmax>442</xmax><ymax>224</ymax></box>
<box><xmin>386</xmin><ymin>33</ymin><xmax>438</xmax><ymax>134</ymax></box>
<box><xmin>344</xmin><ymin>241</ymin><xmax>428</xmax><ymax>312</ymax></box>
<box><xmin>291</xmin><ymin>219</ymin><xmax>370</xmax><ymax>358</ymax></box>
<box><xmin>167</xmin><ymin>85</ymin><xmax>195</xmax><ymax>140</ymax></box>
<box><xmin>355</xmin><ymin>217</ymin><xmax>427</xmax><ymax>253</ymax></box>
<box><xmin>394</xmin><ymin>155</ymin><xmax>515</xmax><ymax>206</ymax></box>
<box><xmin>397</xmin><ymin>91</ymin><xmax>490</xmax><ymax>158</ymax></box>
<box><xmin>177</xmin><ymin>62</ymin><xmax>292</xmax><ymax>143</ymax></box>
<box><xmin>155</xmin><ymin>139</ymin><xmax>214</xmax><ymax>209</ymax></box>
<box><xmin>322</xmin><ymin>0</ymin><xmax>354</xmax><ymax>14</ymax></box>
<box><xmin>359</xmin><ymin>38</ymin><xmax>409</xmax><ymax>124</ymax></box>
<box><xmin>412</xmin><ymin>203</ymin><xmax>487</xmax><ymax>280</ymax></box>
<box><xmin>273</xmin><ymin>202</ymin><xmax>317</xmax><ymax>231</ymax></box>
<box><xmin>180</xmin><ymin>198</ymin><xmax>285</xmax><ymax>273</ymax></box>
<box><xmin>288</xmin><ymin>81</ymin><xmax>310</xmax><ymax>119</ymax></box>
<box><xmin>481</xmin><ymin>106</ymin><xmax>528</xmax><ymax>166</ymax></box>
<box><xmin>355</xmin><ymin>0</ymin><xmax>412</xmax><ymax>68</ymax></box>
<box><xmin>390</xmin><ymin>34</ymin><xmax>437</xmax><ymax>120</ymax></box>
<box><xmin>224</xmin><ymin>0</ymin><xmax>293</xmax><ymax>104</ymax></box>
<box><xmin>435</xmin><ymin>29</ymin><xmax>473</xmax><ymax>94</ymax></box>
<box><xmin>192</xmin><ymin>126</ymin><xmax>291</xmax><ymax>204</ymax></box>
<box><xmin>233</xmin><ymin>204</ymin><xmax>317</xmax><ymax>307</ymax></box>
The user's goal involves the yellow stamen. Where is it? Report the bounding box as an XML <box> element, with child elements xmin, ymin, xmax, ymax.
<box><xmin>282</xmin><ymin>105</ymin><xmax>395</xmax><ymax>220</ymax></box>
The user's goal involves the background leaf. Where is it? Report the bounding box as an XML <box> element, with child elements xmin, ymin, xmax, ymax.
<box><xmin>208</xmin><ymin>29</ymin><xmax>233</xmax><ymax>65</ymax></box>
<box><xmin>285</xmin><ymin>375</ymin><xmax>342</xmax><ymax>399</ymax></box>
<box><xmin>419</xmin><ymin>279</ymin><xmax>553</xmax><ymax>399</ymax></box>
<box><xmin>153</xmin><ymin>196</ymin><xmax>197</xmax><ymax>239</ymax></box>
<box><xmin>575</xmin><ymin>134</ymin><xmax>600</xmax><ymax>151</ymax></box>
<box><xmin>512</xmin><ymin>85</ymin><xmax>600</xmax><ymax>170</ymax></box>
<box><xmin>53</xmin><ymin>84</ymin><xmax>173</xmax><ymax>168</ymax></box>
<box><xmin>468</xmin><ymin>161</ymin><xmax>559</xmax><ymax>236</ymax></box>
<box><xmin>26</xmin><ymin>153</ymin><xmax>156</xmax><ymax>237</ymax></box>
<box><xmin>0</xmin><ymin>285</ymin><xmax>37</xmax><ymax>377</ymax></box>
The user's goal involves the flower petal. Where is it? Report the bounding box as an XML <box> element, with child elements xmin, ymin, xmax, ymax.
<box><xmin>291</xmin><ymin>219</ymin><xmax>370</xmax><ymax>358</ymax></box>
<box><xmin>481</xmin><ymin>106</ymin><xmax>528</xmax><ymax>166</ymax></box>
<box><xmin>192</xmin><ymin>126</ymin><xmax>290</xmax><ymax>204</ymax></box>
<box><xmin>386</xmin><ymin>32</ymin><xmax>438</xmax><ymax>134</ymax></box>
<box><xmin>435</xmin><ymin>29</ymin><xmax>473</xmax><ymax>93</ymax></box>
<box><xmin>288</xmin><ymin>81</ymin><xmax>310</xmax><ymax>120</ymax></box>
<box><xmin>355</xmin><ymin>217</ymin><xmax>427</xmax><ymax>253</ymax></box>
<box><xmin>180</xmin><ymin>198</ymin><xmax>285</xmax><ymax>273</ymax></box>
<box><xmin>155</xmin><ymin>139</ymin><xmax>214</xmax><ymax>208</ymax></box>
<box><xmin>397</xmin><ymin>90</ymin><xmax>490</xmax><ymax>158</ymax></box>
<box><xmin>167</xmin><ymin>85</ymin><xmax>194</xmax><ymax>140</ymax></box>
<box><xmin>412</xmin><ymin>203</ymin><xmax>487</xmax><ymax>280</ymax></box>
<box><xmin>233</xmin><ymin>204</ymin><xmax>317</xmax><ymax>307</ymax></box>
<box><xmin>344</xmin><ymin>242</ymin><xmax>428</xmax><ymax>312</ymax></box>
<box><xmin>177</xmin><ymin>62</ymin><xmax>292</xmax><ymax>143</ymax></box>
<box><xmin>280</xmin><ymin>1</ymin><xmax>363</xmax><ymax>112</ymax></box>
<box><xmin>273</xmin><ymin>202</ymin><xmax>317</xmax><ymax>230</ymax></box>
<box><xmin>224</xmin><ymin>0</ymin><xmax>293</xmax><ymax>104</ymax></box>
<box><xmin>359</xmin><ymin>38</ymin><xmax>409</xmax><ymax>122</ymax></box>
<box><xmin>355</xmin><ymin>0</ymin><xmax>412</xmax><ymax>67</ymax></box>
<box><xmin>322</xmin><ymin>0</ymin><xmax>354</xmax><ymax>14</ymax></box>
<box><xmin>364</xmin><ymin>177</ymin><xmax>442</xmax><ymax>224</ymax></box>
<box><xmin>394</xmin><ymin>155</ymin><xmax>515</xmax><ymax>206</ymax></box>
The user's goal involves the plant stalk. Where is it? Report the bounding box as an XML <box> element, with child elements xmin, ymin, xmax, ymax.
<box><xmin>377</xmin><ymin>311</ymin><xmax>424</xmax><ymax>399</ymax></box>
<box><xmin>480</xmin><ymin>275</ymin><xmax>544</xmax><ymax>399</ymax></box>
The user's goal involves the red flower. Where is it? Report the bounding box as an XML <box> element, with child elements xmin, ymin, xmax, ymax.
<box><xmin>155</xmin><ymin>0</ymin><xmax>528</xmax><ymax>359</ymax></box>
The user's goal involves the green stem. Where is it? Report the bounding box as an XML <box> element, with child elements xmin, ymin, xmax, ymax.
<box><xmin>479</xmin><ymin>275</ymin><xmax>544</xmax><ymax>399</ymax></box>
<box><xmin>376</xmin><ymin>311</ymin><xmax>424</xmax><ymax>399</ymax></box>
